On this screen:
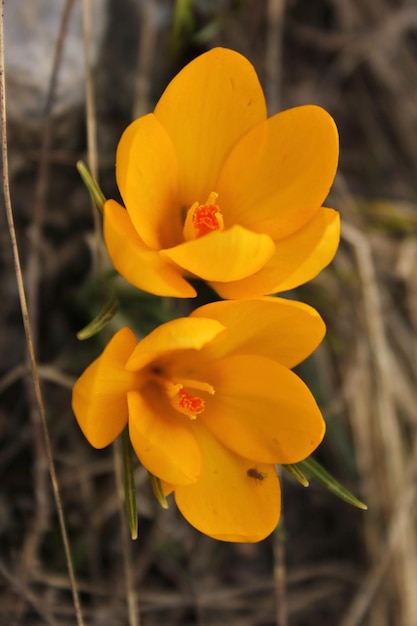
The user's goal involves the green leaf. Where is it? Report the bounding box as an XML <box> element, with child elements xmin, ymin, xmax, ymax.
<box><xmin>170</xmin><ymin>0</ymin><xmax>195</xmax><ymax>56</ymax></box>
<box><xmin>192</xmin><ymin>18</ymin><xmax>225</xmax><ymax>45</ymax></box>
<box><xmin>297</xmin><ymin>456</ymin><xmax>368</xmax><ymax>510</ymax></box>
<box><xmin>76</xmin><ymin>296</ymin><xmax>119</xmax><ymax>339</ymax></box>
<box><xmin>76</xmin><ymin>160</ymin><xmax>106</xmax><ymax>214</ymax></box>
<box><xmin>282</xmin><ymin>463</ymin><xmax>309</xmax><ymax>487</ymax></box>
<box><xmin>121</xmin><ymin>428</ymin><xmax>138</xmax><ymax>540</ymax></box>
<box><xmin>148</xmin><ymin>472</ymin><xmax>169</xmax><ymax>509</ymax></box>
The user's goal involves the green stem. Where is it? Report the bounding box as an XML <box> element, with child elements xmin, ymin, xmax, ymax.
<box><xmin>76</xmin><ymin>296</ymin><xmax>119</xmax><ymax>340</ymax></box>
<box><xmin>121</xmin><ymin>428</ymin><xmax>138</xmax><ymax>540</ymax></box>
<box><xmin>76</xmin><ymin>160</ymin><xmax>106</xmax><ymax>214</ymax></box>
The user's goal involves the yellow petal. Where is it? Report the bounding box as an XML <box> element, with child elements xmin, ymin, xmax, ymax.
<box><xmin>211</xmin><ymin>207</ymin><xmax>340</xmax><ymax>298</ymax></box>
<box><xmin>72</xmin><ymin>328</ymin><xmax>139</xmax><ymax>448</ymax></box>
<box><xmin>161</xmin><ymin>225</ymin><xmax>275</xmax><ymax>282</ymax></box>
<box><xmin>202</xmin><ymin>355</ymin><xmax>325</xmax><ymax>464</ymax></box>
<box><xmin>272</xmin><ymin>207</ymin><xmax>340</xmax><ymax>292</ymax></box>
<box><xmin>192</xmin><ymin>297</ymin><xmax>325</xmax><ymax>368</ymax></box>
<box><xmin>115</xmin><ymin>114</ymin><xmax>181</xmax><ymax>249</ymax></box>
<box><xmin>175</xmin><ymin>423</ymin><xmax>280</xmax><ymax>542</ymax></box>
<box><xmin>104</xmin><ymin>199</ymin><xmax>196</xmax><ymax>298</ymax></box>
<box><xmin>154</xmin><ymin>47</ymin><xmax>267</xmax><ymax>207</ymax></box>
<box><xmin>217</xmin><ymin>105</ymin><xmax>339</xmax><ymax>239</ymax></box>
<box><xmin>128</xmin><ymin>390</ymin><xmax>201</xmax><ymax>485</ymax></box>
<box><xmin>126</xmin><ymin>317</ymin><xmax>226</xmax><ymax>371</ymax></box>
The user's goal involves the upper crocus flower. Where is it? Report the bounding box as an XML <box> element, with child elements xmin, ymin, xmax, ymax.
<box><xmin>72</xmin><ymin>298</ymin><xmax>326</xmax><ymax>542</ymax></box>
<box><xmin>104</xmin><ymin>47</ymin><xmax>340</xmax><ymax>299</ymax></box>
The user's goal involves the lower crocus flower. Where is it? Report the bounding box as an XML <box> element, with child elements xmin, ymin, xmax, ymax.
<box><xmin>104</xmin><ymin>47</ymin><xmax>339</xmax><ymax>299</ymax></box>
<box><xmin>72</xmin><ymin>298</ymin><xmax>326</xmax><ymax>542</ymax></box>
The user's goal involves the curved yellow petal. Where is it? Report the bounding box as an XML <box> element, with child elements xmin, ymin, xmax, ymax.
<box><xmin>272</xmin><ymin>208</ymin><xmax>340</xmax><ymax>292</ymax></box>
<box><xmin>192</xmin><ymin>297</ymin><xmax>325</xmax><ymax>368</ymax></box>
<box><xmin>154</xmin><ymin>47</ymin><xmax>267</xmax><ymax>207</ymax></box>
<box><xmin>72</xmin><ymin>328</ymin><xmax>139</xmax><ymax>448</ymax></box>
<box><xmin>128</xmin><ymin>390</ymin><xmax>201</xmax><ymax>485</ymax></box>
<box><xmin>175</xmin><ymin>423</ymin><xmax>280</xmax><ymax>542</ymax></box>
<box><xmin>202</xmin><ymin>355</ymin><xmax>325</xmax><ymax>464</ymax></box>
<box><xmin>211</xmin><ymin>207</ymin><xmax>340</xmax><ymax>298</ymax></box>
<box><xmin>115</xmin><ymin>114</ymin><xmax>181</xmax><ymax>250</ymax></box>
<box><xmin>104</xmin><ymin>199</ymin><xmax>196</xmax><ymax>298</ymax></box>
<box><xmin>217</xmin><ymin>105</ymin><xmax>339</xmax><ymax>238</ymax></box>
<box><xmin>126</xmin><ymin>317</ymin><xmax>225</xmax><ymax>371</ymax></box>
<box><xmin>161</xmin><ymin>225</ymin><xmax>275</xmax><ymax>282</ymax></box>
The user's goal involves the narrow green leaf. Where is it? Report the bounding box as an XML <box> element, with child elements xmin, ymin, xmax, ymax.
<box><xmin>170</xmin><ymin>0</ymin><xmax>195</xmax><ymax>56</ymax></box>
<box><xmin>76</xmin><ymin>160</ymin><xmax>106</xmax><ymax>214</ymax></box>
<box><xmin>173</xmin><ymin>0</ymin><xmax>194</xmax><ymax>33</ymax></box>
<box><xmin>282</xmin><ymin>463</ymin><xmax>309</xmax><ymax>487</ymax></box>
<box><xmin>148</xmin><ymin>472</ymin><xmax>169</xmax><ymax>509</ymax></box>
<box><xmin>76</xmin><ymin>296</ymin><xmax>119</xmax><ymax>340</ymax></box>
<box><xmin>192</xmin><ymin>18</ymin><xmax>225</xmax><ymax>45</ymax></box>
<box><xmin>297</xmin><ymin>456</ymin><xmax>368</xmax><ymax>510</ymax></box>
<box><xmin>121</xmin><ymin>428</ymin><xmax>138</xmax><ymax>540</ymax></box>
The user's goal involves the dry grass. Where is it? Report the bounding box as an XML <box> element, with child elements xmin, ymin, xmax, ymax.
<box><xmin>1</xmin><ymin>0</ymin><xmax>417</xmax><ymax>624</ymax></box>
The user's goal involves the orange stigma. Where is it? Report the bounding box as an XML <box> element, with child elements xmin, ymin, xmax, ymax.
<box><xmin>154</xmin><ymin>371</ymin><xmax>214</xmax><ymax>420</ymax></box>
<box><xmin>183</xmin><ymin>192</ymin><xmax>224</xmax><ymax>240</ymax></box>
<box><xmin>193</xmin><ymin>205</ymin><xmax>222</xmax><ymax>237</ymax></box>
<box><xmin>177</xmin><ymin>389</ymin><xmax>205</xmax><ymax>419</ymax></box>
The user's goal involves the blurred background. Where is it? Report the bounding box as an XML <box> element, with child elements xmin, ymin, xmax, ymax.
<box><xmin>1</xmin><ymin>0</ymin><xmax>417</xmax><ymax>625</ymax></box>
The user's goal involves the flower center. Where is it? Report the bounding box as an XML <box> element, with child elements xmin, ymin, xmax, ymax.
<box><xmin>150</xmin><ymin>370</ymin><xmax>215</xmax><ymax>420</ymax></box>
<box><xmin>176</xmin><ymin>389</ymin><xmax>205</xmax><ymax>418</ymax></box>
<box><xmin>169</xmin><ymin>377</ymin><xmax>215</xmax><ymax>420</ymax></box>
<box><xmin>183</xmin><ymin>191</ymin><xmax>224</xmax><ymax>241</ymax></box>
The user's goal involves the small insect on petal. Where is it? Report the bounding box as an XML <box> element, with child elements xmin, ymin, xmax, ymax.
<box><xmin>247</xmin><ymin>468</ymin><xmax>268</xmax><ymax>482</ymax></box>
